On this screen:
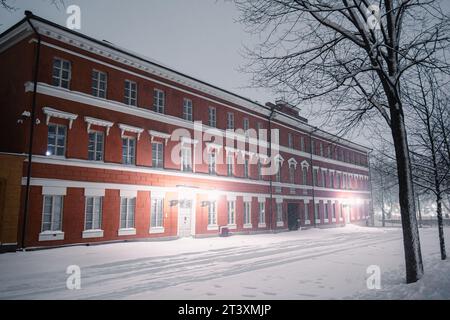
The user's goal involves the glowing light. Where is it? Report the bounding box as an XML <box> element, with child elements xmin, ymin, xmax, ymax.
<box><xmin>45</xmin><ymin>151</ymin><xmax>52</xmax><ymax>156</ymax></box>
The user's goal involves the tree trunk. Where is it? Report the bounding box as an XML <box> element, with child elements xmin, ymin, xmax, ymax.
<box><xmin>436</xmin><ymin>194</ymin><xmax>447</xmax><ymax>260</ymax></box>
<box><xmin>390</xmin><ymin>107</ymin><xmax>424</xmax><ymax>283</ymax></box>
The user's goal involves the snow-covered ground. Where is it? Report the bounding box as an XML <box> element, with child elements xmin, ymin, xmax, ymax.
<box><xmin>0</xmin><ymin>225</ymin><xmax>449</xmax><ymax>300</ymax></box>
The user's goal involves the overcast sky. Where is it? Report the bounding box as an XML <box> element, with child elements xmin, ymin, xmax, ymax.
<box><xmin>1</xmin><ymin>0</ymin><xmax>449</xmax><ymax>147</ymax></box>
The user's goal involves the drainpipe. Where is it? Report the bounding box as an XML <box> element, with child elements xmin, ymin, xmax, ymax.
<box><xmin>309</xmin><ymin>129</ymin><xmax>317</xmax><ymax>228</ymax></box>
<box><xmin>21</xmin><ymin>11</ymin><xmax>41</xmax><ymax>249</ymax></box>
<box><xmin>266</xmin><ymin>103</ymin><xmax>277</xmax><ymax>232</ymax></box>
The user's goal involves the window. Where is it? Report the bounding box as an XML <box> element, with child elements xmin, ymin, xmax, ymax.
<box><xmin>321</xmin><ymin>170</ymin><xmax>326</xmax><ymax>188</ymax></box>
<box><xmin>227</xmin><ymin>112</ymin><xmax>234</xmax><ymax>130</ymax></box>
<box><xmin>47</xmin><ymin>124</ymin><xmax>66</xmax><ymax>157</ymax></box>
<box><xmin>151</xmin><ymin>197</ymin><xmax>164</xmax><ymax>228</ymax></box>
<box><xmin>85</xmin><ymin>196</ymin><xmax>102</xmax><ymax>230</ymax></box>
<box><xmin>208</xmin><ymin>151</ymin><xmax>216</xmax><ymax>175</ymax></box>
<box><xmin>319</xmin><ymin>143</ymin><xmax>324</xmax><ymax>157</ymax></box>
<box><xmin>227</xmin><ymin>154</ymin><xmax>234</xmax><ymax>177</ymax></box>
<box><xmin>288</xmin><ymin>133</ymin><xmax>293</xmax><ymax>148</ymax></box>
<box><xmin>276</xmin><ymin>203</ymin><xmax>283</xmax><ymax>222</ymax></box>
<box><xmin>313</xmin><ymin>168</ymin><xmax>319</xmax><ymax>186</ymax></box>
<box><xmin>52</xmin><ymin>58</ymin><xmax>71</xmax><ymax>89</ymax></box>
<box><xmin>300</xmin><ymin>136</ymin><xmax>305</xmax><ymax>152</ymax></box>
<box><xmin>259</xmin><ymin>202</ymin><xmax>266</xmax><ymax>224</ymax></box>
<box><xmin>92</xmin><ymin>70</ymin><xmax>107</xmax><ymax>98</ymax></box>
<box><xmin>315</xmin><ymin>203</ymin><xmax>320</xmax><ymax>221</ymax></box>
<box><xmin>311</xmin><ymin>140</ymin><xmax>315</xmax><ymax>154</ymax></box>
<box><xmin>304</xmin><ymin>203</ymin><xmax>309</xmax><ymax>221</ymax></box>
<box><xmin>275</xmin><ymin>161</ymin><xmax>281</xmax><ymax>182</ymax></box>
<box><xmin>289</xmin><ymin>165</ymin><xmax>295</xmax><ymax>184</ymax></box>
<box><xmin>337</xmin><ymin>173</ymin><xmax>342</xmax><ymax>189</ymax></box>
<box><xmin>243</xmin><ymin>118</ymin><xmax>249</xmax><ymax>132</ymax></box>
<box><xmin>183</xmin><ymin>98</ymin><xmax>193</xmax><ymax>121</ymax></box>
<box><xmin>325</xmin><ymin>203</ymin><xmax>329</xmax><ymax>221</ymax></box>
<box><xmin>332</xmin><ymin>203</ymin><xmax>336</xmax><ymax>220</ymax></box>
<box><xmin>181</xmin><ymin>146</ymin><xmax>192</xmax><ymax>172</ymax></box>
<box><xmin>227</xmin><ymin>201</ymin><xmax>235</xmax><ymax>225</ymax></box>
<box><xmin>152</xmin><ymin>142</ymin><xmax>164</xmax><ymax>168</ymax></box>
<box><xmin>257</xmin><ymin>160</ymin><xmax>263</xmax><ymax>180</ymax></box>
<box><xmin>124</xmin><ymin>80</ymin><xmax>137</xmax><ymax>106</ymax></box>
<box><xmin>244</xmin><ymin>202</ymin><xmax>251</xmax><ymax>225</ymax></box>
<box><xmin>244</xmin><ymin>158</ymin><xmax>249</xmax><ymax>178</ymax></box>
<box><xmin>330</xmin><ymin>172</ymin><xmax>335</xmax><ymax>188</ymax></box>
<box><xmin>327</xmin><ymin>145</ymin><xmax>332</xmax><ymax>158</ymax></box>
<box><xmin>208</xmin><ymin>201</ymin><xmax>217</xmax><ymax>225</ymax></box>
<box><xmin>154</xmin><ymin>89</ymin><xmax>165</xmax><ymax>113</ymax></box>
<box><xmin>122</xmin><ymin>136</ymin><xmax>136</xmax><ymax>165</ymax></box>
<box><xmin>42</xmin><ymin>195</ymin><xmax>63</xmax><ymax>232</ymax></box>
<box><xmin>208</xmin><ymin>106</ymin><xmax>216</xmax><ymax>127</ymax></box>
<box><xmin>120</xmin><ymin>197</ymin><xmax>135</xmax><ymax>229</ymax></box>
<box><xmin>302</xmin><ymin>167</ymin><xmax>308</xmax><ymax>185</ymax></box>
<box><xmin>88</xmin><ymin>131</ymin><xmax>104</xmax><ymax>161</ymax></box>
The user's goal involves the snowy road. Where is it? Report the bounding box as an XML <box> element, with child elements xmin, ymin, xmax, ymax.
<box><xmin>0</xmin><ymin>225</ymin><xmax>449</xmax><ymax>299</ymax></box>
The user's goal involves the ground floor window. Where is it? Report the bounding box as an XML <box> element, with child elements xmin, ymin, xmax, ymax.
<box><xmin>276</xmin><ymin>203</ymin><xmax>283</xmax><ymax>222</ymax></box>
<box><xmin>208</xmin><ymin>201</ymin><xmax>217</xmax><ymax>225</ymax></box>
<box><xmin>42</xmin><ymin>195</ymin><xmax>63</xmax><ymax>232</ymax></box>
<box><xmin>244</xmin><ymin>202</ymin><xmax>251</xmax><ymax>225</ymax></box>
<box><xmin>85</xmin><ymin>196</ymin><xmax>102</xmax><ymax>230</ymax></box>
<box><xmin>259</xmin><ymin>202</ymin><xmax>265</xmax><ymax>224</ymax></box>
<box><xmin>315</xmin><ymin>203</ymin><xmax>320</xmax><ymax>221</ymax></box>
<box><xmin>120</xmin><ymin>197</ymin><xmax>136</xmax><ymax>229</ymax></box>
<box><xmin>304</xmin><ymin>203</ymin><xmax>309</xmax><ymax>221</ymax></box>
<box><xmin>227</xmin><ymin>201</ymin><xmax>235</xmax><ymax>225</ymax></box>
<box><xmin>151</xmin><ymin>197</ymin><xmax>164</xmax><ymax>228</ymax></box>
<box><xmin>332</xmin><ymin>203</ymin><xmax>336</xmax><ymax>219</ymax></box>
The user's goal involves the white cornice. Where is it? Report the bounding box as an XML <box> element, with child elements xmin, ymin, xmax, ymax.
<box><xmin>84</xmin><ymin>116</ymin><xmax>114</xmax><ymax>135</ymax></box>
<box><xmin>119</xmin><ymin>123</ymin><xmax>144</xmax><ymax>140</ymax></box>
<box><xmin>42</xmin><ymin>107</ymin><xmax>78</xmax><ymax>129</ymax></box>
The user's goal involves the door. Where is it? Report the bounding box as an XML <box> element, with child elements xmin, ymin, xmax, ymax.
<box><xmin>287</xmin><ymin>203</ymin><xmax>300</xmax><ymax>230</ymax></box>
<box><xmin>178</xmin><ymin>199</ymin><xmax>192</xmax><ymax>237</ymax></box>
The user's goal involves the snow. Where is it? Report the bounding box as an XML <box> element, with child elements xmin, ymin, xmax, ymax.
<box><xmin>0</xmin><ymin>225</ymin><xmax>449</xmax><ymax>300</ymax></box>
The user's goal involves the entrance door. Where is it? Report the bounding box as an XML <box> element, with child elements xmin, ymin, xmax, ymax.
<box><xmin>178</xmin><ymin>199</ymin><xmax>192</xmax><ymax>237</ymax></box>
<box><xmin>287</xmin><ymin>203</ymin><xmax>300</xmax><ymax>230</ymax></box>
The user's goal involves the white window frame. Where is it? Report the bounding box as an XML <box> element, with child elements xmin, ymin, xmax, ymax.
<box><xmin>227</xmin><ymin>112</ymin><xmax>234</xmax><ymax>130</ymax></box>
<box><xmin>315</xmin><ymin>203</ymin><xmax>320</xmax><ymax>224</ymax></box>
<box><xmin>288</xmin><ymin>133</ymin><xmax>293</xmax><ymax>149</ymax></box>
<box><xmin>227</xmin><ymin>201</ymin><xmax>236</xmax><ymax>228</ymax></box>
<box><xmin>226</xmin><ymin>154</ymin><xmax>234</xmax><ymax>177</ymax></box>
<box><xmin>258</xmin><ymin>202</ymin><xmax>266</xmax><ymax>227</ymax></box>
<box><xmin>276</xmin><ymin>203</ymin><xmax>283</xmax><ymax>223</ymax></box>
<box><xmin>208</xmin><ymin>151</ymin><xmax>217</xmax><ymax>175</ymax></box>
<box><xmin>152</xmin><ymin>142</ymin><xmax>164</xmax><ymax>169</ymax></box>
<box><xmin>84</xmin><ymin>196</ymin><xmax>103</xmax><ymax>235</ymax></box>
<box><xmin>244</xmin><ymin>201</ymin><xmax>252</xmax><ymax>228</ymax></box>
<box><xmin>244</xmin><ymin>158</ymin><xmax>249</xmax><ymax>178</ymax></box>
<box><xmin>52</xmin><ymin>57</ymin><xmax>71</xmax><ymax>89</ymax></box>
<box><xmin>150</xmin><ymin>197</ymin><xmax>164</xmax><ymax>232</ymax></box>
<box><xmin>47</xmin><ymin>123</ymin><xmax>67</xmax><ymax>157</ymax></box>
<box><xmin>183</xmin><ymin>98</ymin><xmax>193</xmax><ymax>121</ymax></box>
<box><xmin>119</xmin><ymin>197</ymin><xmax>136</xmax><ymax>232</ymax></box>
<box><xmin>154</xmin><ymin>88</ymin><xmax>165</xmax><ymax>114</ymax></box>
<box><xmin>181</xmin><ymin>145</ymin><xmax>193</xmax><ymax>172</ymax></box>
<box><xmin>122</xmin><ymin>136</ymin><xmax>136</xmax><ymax>165</ymax></box>
<box><xmin>243</xmin><ymin>117</ymin><xmax>249</xmax><ymax>132</ymax></box>
<box><xmin>208</xmin><ymin>201</ymin><xmax>217</xmax><ymax>227</ymax></box>
<box><xmin>41</xmin><ymin>195</ymin><xmax>64</xmax><ymax>232</ymax></box>
<box><xmin>92</xmin><ymin>69</ymin><xmax>107</xmax><ymax>98</ymax></box>
<box><xmin>208</xmin><ymin>106</ymin><xmax>217</xmax><ymax>128</ymax></box>
<box><xmin>124</xmin><ymin>80</ymin><xmax>137</xmax><ymax>106</ymax></box>
<box><xmin>304</xmin><ymin>202</ymin><xmax>310</xmax><ymax>225</ymax></box>
<box><xmin>88</xmin><ymin>130</ymin><xmax>104</xmax><ymax>161</ymax></box>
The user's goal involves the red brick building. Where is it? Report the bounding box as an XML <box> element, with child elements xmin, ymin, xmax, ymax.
<box><xmin>0</xmin><ymin>13</ymin><xmax>372</xmax><ymax>251</ymax></box>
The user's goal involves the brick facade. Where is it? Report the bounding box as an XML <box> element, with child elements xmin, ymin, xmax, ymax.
<box><xmin>0</xmin><ymin>14</ymin><xmax>372</xmax><ymax>249</ymax></box>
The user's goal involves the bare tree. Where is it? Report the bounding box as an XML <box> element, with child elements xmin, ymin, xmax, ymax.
<box><xmin>1</xmin><ymin>0</ymin><xmax>65</xmax><ymax>11</ymax></box>
<box><xmin>406</xmin><ymin>68</ymin><xmax>449</xmax><ymax>260</ymax></box>
<box><xmin>235</xmin><ymin>0</ymin><xmax>450</xmax><ymax>283</ymax></box>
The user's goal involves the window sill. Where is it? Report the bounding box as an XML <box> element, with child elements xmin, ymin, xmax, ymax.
<box><xmin>324</xmin><ymin>219</ymin><xmax>329</xmax><ymax>223</ymax></box>
<box><xmin>149</xmin><ymin>227</ymin><xmax>165</xmax><ymax>234</ymax></box>
<box><xmin>227</xmin><ymin>224</ymin><xmax>237</xmax><ymax>230</ymax></box>
<box><xmin>82</xmin><ymin>229</ymin><xmax>104</xmax><ymax>239</ymax></box>
<box><xmin>290</xmin><ymin>189</ymin><xmax>296</xmax><ymax>195</ymax></box>
<box><xmin>118</xmin><ymin>228</ymin><xmax>136</xmax><ymax>236</ymax></box>
<box><xmin>315</xmin><ymin>219</ymin><xmax>321</xmax><ymax>224</ymax></box>
<box><xmin>207</xmin><ymin>224</ymin><xmax>219</xmax><ymax>231</ymax></box>
<box><xmin>304</xmin><ymin>220</ymin><xmax>311</xmax><ymax>225</ymax></box>
<box><xmin>276</xmin><ymin>221</ymin><xmax>284</xmax><ymax>227</ymax></box>
<box><xmin>39</xmin><ymin>231</ymin><xmax>65</xmax><ymax>242</ymax></box>
<box><xmin>243</xmin><ymin>223</ymin><xmax>252</xmax><ymax>229</ymax></box>
<box><xmin>332</xmin><ymin>218</ymin><xmax>336</xmax><ymax>223</ymax></box>
<box><xmin>258</xmin><ymin>223</ymin><xmax>267</xmax><ymax>228</ymax></box>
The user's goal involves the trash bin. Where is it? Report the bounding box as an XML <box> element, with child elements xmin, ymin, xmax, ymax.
<box><xmin>219</xmin><ymin>226</ymin><xmax>229</xmax><ymax>237</ymax></box>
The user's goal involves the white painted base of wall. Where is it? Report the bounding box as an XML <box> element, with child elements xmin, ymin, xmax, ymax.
<box><xmin>82</xmin><ymin>229</ymin><xmax>104</xmax><ymax>239</ymax></box>
<box><xmin>39</xmin><ymin>231</ymin><xmax>64</xmax><ymax>242</ymax></box>
<box><xmin>118</xmin><ymin>228</ymin><xmax>136</xmax><ymax>236</ymax></box>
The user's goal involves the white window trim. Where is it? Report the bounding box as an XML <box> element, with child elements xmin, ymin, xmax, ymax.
<box><xmin>305</xmin><ymin>220</ymin><xmax>311</xmax><ymax>225</ymax></box>
<box><xmin>243</xmin><ymin>223</ymin><xmax>253</xmax><ymax>229</ymax></box>
<box><xmin>119</xmin><ymin>123</ymin><xmax>144</xmax><ymax>140</ymax></box>
<box><xmin>92</xmin><ymin>69</ymin><xmax>107</xmax><ymax>98</ymax></box>
<box><xmin>149</xmin><ymin>130</ymin><xmax>171</xmax><ymax>145</ymax></box>
<box><xmin>207</xmin><ymin>224</ymin><xmax>219</xmax><ymax>231</ymax></box>
<box><xmin>276</xmin><ymin>221</ymin><xmax>284</xmax><ymax>227</ymax></box>
<box><xmin>43</xmin><ymin>107</ymin><xmax>78</xmax><ymax>129</ymax></box>
<box><xmin>258</xmin><ymin>223</ymin><xmax>267</xmax><ymax>228</ymax></box>
<box><xmin>315</xmin><ymin>219</ymin><xmax>321</xmax><ymax>224</ymax></box>
<box><xmin>150</xmin><ymin>227</ymin><xmax>165</xmax><ymax>234</ymax></box>
<box><xmin>43</xmin><ymin>186</ymin><xmax>67</xmax><ymax>196</ymax></box>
